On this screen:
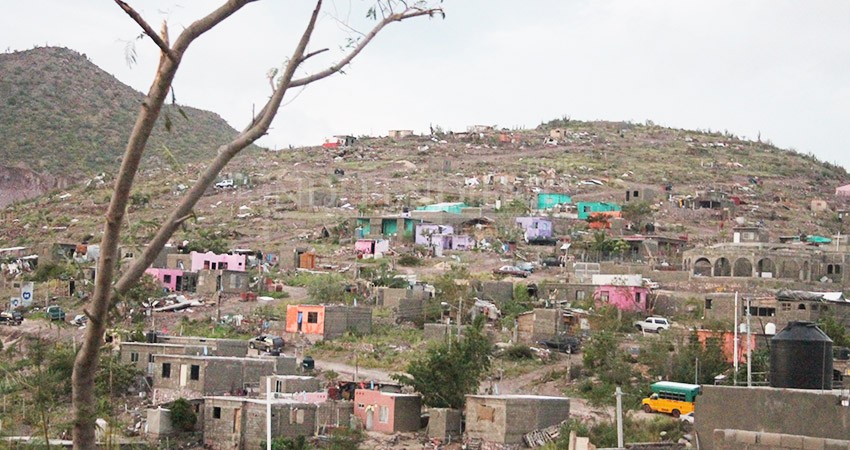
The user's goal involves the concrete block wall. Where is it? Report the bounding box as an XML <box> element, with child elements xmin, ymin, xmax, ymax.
<box><xmin>696</xmin><ymin>386</ymin><xmax>850</xmax><ymax>450</ymax></box>
<box><xmin>713</xmin><ymin>429</ymin><xmax>850</xmax><ymax>450</ymax></box>
<box><xmin>260</xmin><ymin>375</ymin><xmax>321</xmax><ymax>395</ymax></box>
<box><xmin>323</xmin><ymin>306</ymin><xmax>372</xmax><ymax>339</ymax></box>
<box><xmin>316</xmin><ymin>400</ymin><xmax>353</xmax><ymax>431</ymax></box>
<box><xmin>427</xmin><ymin>408</ymin><xmax>462</xmax><ymax>440</ymax></box>
<box><xmin>476</xmin><ymin>281</ymin><xmax>514</xmax><ymax>306</ymax></box>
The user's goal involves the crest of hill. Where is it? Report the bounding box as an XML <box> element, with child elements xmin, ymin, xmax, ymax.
<box><xmin>0</xmin><ymin>46</ymin><xmax>259</xmax><ymax>177</ymax></box>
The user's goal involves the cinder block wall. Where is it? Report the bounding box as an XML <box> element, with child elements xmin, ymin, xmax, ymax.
<box><xmin>696</xmin><ymin>386</ymin><xmax>850</xmax><ymax>450</ymax></box>
<box><xmin>392</xmin><ymin>395</ymin><xmax>422</xmax><ymax>432</ymax></box>
<box><xmin>713</xmin><ymin>429</ymin><xmax>850</xmax><ymax>450</ymax></box>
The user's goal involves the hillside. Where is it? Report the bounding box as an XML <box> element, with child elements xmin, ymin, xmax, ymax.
<box><xmin>0</xmin><ymin>46</ymin><xmax>258</xmax><ymax>205</ymax></box>
<box><xmin>0</xmin><ymin>119</ymin><xmax>847</xmax><ymax>255</ymax></box>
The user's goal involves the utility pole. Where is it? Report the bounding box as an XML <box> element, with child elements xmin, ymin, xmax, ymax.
<box><xmin>615</xmin><ymin>387</ymin><xmax>624</xmax><ymax>448</ymax></box>
<box><xmin>694</xmin><ymin>357</ymin><xmax>700</xmax><ymax>385</ymax></box>
<box><xmin>733</xmin><ymin>292</ymin><xmax>739</xmax><ymax>386</ymax></box>
<box><xmin>746</xmin><ymin>296</ymin><xmax>752</xmax><ymax>387</ymax></box>
<box><xmin>266</xmin><ymin>377</ymin><xmax>272</xmax><ymax>450</ymax></box>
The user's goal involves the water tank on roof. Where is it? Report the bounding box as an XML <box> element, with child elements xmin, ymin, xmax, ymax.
<box><xmin>770</xmin><ymin>321</ymin><xmax>833</xmax><ymax>390</ymax></box>
<box><xmin>145</xmin><ymin>331</ymin><xmax>158</xmax><ymax>343</ymax></box>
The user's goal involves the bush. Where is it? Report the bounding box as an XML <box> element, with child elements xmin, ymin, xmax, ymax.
<box><xmin>502</xmin><ymin>344</ymin><xmax>535</xmax><ymax>360</ymax></box>
<box><xmin>398</xmin><ymin>254</ymin><xmax>422</xmax><ymax>267</ymax></box>
<box><xmin>169</xmin><ymin>398</ymin><xmax>197</xmax><ymax>432</ymax></box>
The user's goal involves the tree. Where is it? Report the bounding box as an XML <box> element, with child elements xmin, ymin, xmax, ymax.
<box><xmin>71</xmin><ymin>1</ymin><xmax>443</xmax><ymax>447</ymax></box>
<box><xmin>670</xmin><ymin>331</ymin><xmax>730</xmax><ymax>385</ymax></box>
<box><xmin>818</xmin><ymin>314</ymin><xmax>850</xmax><ymax>348</ymax></box>
<box><xmin>393</xmin><ymin>316</ymin><xmax>492</xmax><ymax>409</ymax></box>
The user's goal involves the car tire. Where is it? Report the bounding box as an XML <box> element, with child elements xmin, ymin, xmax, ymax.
<box><xmin>643</xmin><ymin>404</ymin><xmax>652</xmax><ymax>413</ymax></box>
<box><xmin>671</xmin><ymin>409</ymin><xmax>681</xmax><ymax>418</ymax></box>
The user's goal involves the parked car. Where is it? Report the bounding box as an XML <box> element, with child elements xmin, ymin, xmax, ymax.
<box><xmin>492</xmin><ymin>265</ymin><xmax>530</xmax><ymax>278</ymax></box>
<box><xmin>71</xmin><ymin>314</ymin><xmax>88</xmax><ymax>326</ymax></box>
<box><xmin>46</xmin><ymin>305</ymin><xmax>66</xmax><ymax>321</ymax></box>
<box><xmin>642</xmin><ymin>278</ymin><xmax>660</xmax><ymax>289</ymax></box>
<box><xmin>0</xmin><ymin>311</ymin><xmax>23</xmax><ymax>326</ymax></box>
<box><xmin>250</xmin><ymin>335</ymin><xmax>284</xmax><ymax>352</ymax></box>
<box><xmin>539</xmin><ymin>335</ymin><xmax>582</xmax><ymax>353</ymax></box>
<box><xmin>634</xmin><ymin>316</ymin><xmax>670</xmax><ymax>333</ymax></box>
<box><xmin>215</xmin><ymin>179</ymin><xmax>235</xmax><ymax>189</ymax></box>
<box><xmin>515</xmin><ymin>262</ymin><xmax>536</xmax><ymax>273</ymax></box>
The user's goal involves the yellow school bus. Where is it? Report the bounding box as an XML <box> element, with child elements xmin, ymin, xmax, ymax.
<box><xmin>641</xmin><ymin>381</ymin><xmax>700</xmax><ymax>418</ymax></box>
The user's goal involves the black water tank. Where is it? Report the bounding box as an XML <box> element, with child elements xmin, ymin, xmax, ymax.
<box><xmin>145</xmin><ymin>331</ymin><xmax>158</xmax><ymax>343</ymax></box>
<box><xmin>302</xmin><ymin>356</ymin><xmax>315</xmax><ymax>371</ymax></box>
<box><xmin>770</xmin><ymin>321</ymin><xmax>833</xmax><ymax>389</ymax></box>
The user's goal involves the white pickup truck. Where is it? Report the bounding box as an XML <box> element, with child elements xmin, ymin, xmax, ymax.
<box><xmin>634</xmin><ymin>317</ymin><xmax>670</xmax><ymax>333</ymax></box>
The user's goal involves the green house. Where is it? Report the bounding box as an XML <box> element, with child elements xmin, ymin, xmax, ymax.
<box><xmin>416</xmin><ymin>202</ymin><xmax>466</xmax><ymax>214</ymax></box>
<box><xmin>576</xmin><ymin>202</ymin><xmax>621</xmax><ymax>220</ymax></box>
<box><xmin>537</xmin><ymin>193</ymin><xmax>572</xmax><ymax>210</ymax></box>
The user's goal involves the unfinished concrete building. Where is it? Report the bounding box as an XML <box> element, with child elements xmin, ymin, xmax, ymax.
<box><xmin>703</xmin><ymin>291</ymin><xmax>850</xmax><ymax>335</ymax></box>
<box><xmin>683</xmin><ymin>241</ymin><xmax>850</xmax><ymax>284</ymax></box>
<box><xmin>695</xmin><ymin>386</ymin><xmax>850</xmax><ymax>450</ymax></box>
<box><xmin>151</xmin><ymin>354</ymin><xmax>297</xmax><ymax>404</ymax></box>
<box><xmin>203</xmin><ymin>397</ymin><xmax>316</xmax><ymax>450</ymax></box>
<box><xmin>465</xmin><ymin>395</ymin><xmax>570</xmax><ymax>446</ymax></box>
<box><xmin>119</xmin><ymin>337</ymin><xmax>249</xmax><ymax>375</ymax></box>
<box><xmin>376</xmin><ymin>287</ymin><xmax>428</xmax><ymax>323</ymax></box>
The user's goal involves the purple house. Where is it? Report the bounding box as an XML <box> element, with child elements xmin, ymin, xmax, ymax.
<box><xmin>190</xmin><ymin>251</ymin><xmax>246</xmax><ymax>273</ymax></box>
<box><xmin>415</xmin><ymin>224</ymin><xmax>474</xmax><ymax>250</ymax></box>
<box><xmin>145</xmin><ymin>268</ymin><xmax>186</xmax><ymax>292</ymax></box>
<box><xmin>415</xmin><ymin>224</ymin><xmax>454</xmax><ymax>246</ymax></box>
<box><xmin>594</xmin><ymin>285</ymin><xmax>649</xmax><ymax>312</ymax></box>
<box><xmin>515</xmin><ymin>217</ymin><xmax>553</xmax><ymax>241</ymax></box>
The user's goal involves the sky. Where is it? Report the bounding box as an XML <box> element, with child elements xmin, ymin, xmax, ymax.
<box><xmin>3</xmin><ymin>1</ymin><xmax>850</xmax><ymax>170</ymax></box>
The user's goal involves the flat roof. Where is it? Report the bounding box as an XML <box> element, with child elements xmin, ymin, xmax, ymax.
<box><xmin>204</xmin><ymin>396</ymin><xmax>315</xmax><ymax>406</ymax></box>
<box><xmin>466</xmin><ymin>394</ymin><xmax>569</xmax><ymax>400</ymax></box>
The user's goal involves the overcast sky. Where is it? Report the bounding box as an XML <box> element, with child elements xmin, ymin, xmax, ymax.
<box><xmin>4</xmin><ymin>1</ymin><xmax>850</xmax><ymax>171</ymax></box>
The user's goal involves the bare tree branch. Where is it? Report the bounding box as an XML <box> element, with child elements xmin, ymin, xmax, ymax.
<box><xmin>113</xmin><ymin>0</ymin><xmax>176</xmax><ymax>60</ymax></box>
<box><xmin>302</xmin><ymin>47</ymin><xmax>330</xmax><ymax>62</ymax></box>
<box><xmin>290</xmin><ymin>7</ymin><xmax>442</xmax><ymax>88</ymax></box>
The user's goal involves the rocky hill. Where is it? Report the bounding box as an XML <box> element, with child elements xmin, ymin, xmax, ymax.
<box><xmin>0</xmin><ymin>46</ymin><xmax>257</xmax><ymax>206</ymax></box>
<box><xmin>0</xmin><ymin>118</ymin><xmax>847</xmax><ymax>256</ymax></box>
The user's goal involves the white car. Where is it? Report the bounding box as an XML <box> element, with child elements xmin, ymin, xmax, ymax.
<box><xmin>215</xmin><ymin>179</ymin><xmax>234</xmax><ymax>189</ymax></box>
<box><xmin>634</xmin><ymin>317</ymin><xmax>670</xmax><ymax>333</ymax></box>
<box><xmin>642</xmin><ymin>278</ymin><xmax>660</xmax><ymax>289</ymax></box>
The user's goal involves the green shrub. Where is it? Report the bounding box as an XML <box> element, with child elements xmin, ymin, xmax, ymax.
<box><xmin>502</xmin><ymin>344</ymin><xmax>535</xmax><ymax>360</ymax></box>
<box><xmin>169</xmin><ymin>398</ymin><xmax>196</xmax><ymax>432</ymax></box>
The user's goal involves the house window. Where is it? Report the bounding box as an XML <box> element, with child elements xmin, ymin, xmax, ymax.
<box><xmin>600</xmin><ymin>292</ymin><xmax>610</xmax><ymax>302</ymax></box>
<box><xmin>821</xmin><ymin>305</ymin><xmax>829</xmax><ymax>311</ymax></box>
<box><xmin>747</xmin><ymin>307</ymin><xmax>776</xmax><ymax>317</ymax></box>
<box><xmin>477</xmin><ymin>405</ymin><xmax>495</xmax><ymax>422</ymax></box>
<box><xmin>190</xmin><ymin>365</ymin><xmax>200</xmax><ymax>381</ymax></box>
<box><xmin>576</xmin><ymin>291</ymin><xmax>586</xmax><ymax>301</ymax></box>
<box><xmin>161</xmin><ymin>363</ymin><xmax>172</xmax><ymax>378</ymax></box>
<box><xmin>275</xmin><ymin>380</ymin><xmax>283</xmax><ymax>393</ymax></box>
<box><xmin>212</xmin><ymin>407</ymin><xmax>221</xmax><ymax>419</ymax></box>
<box><xmin>704</xmin><ymin>299</ymin><xmax>712</xmax><ymax>310</ymax></box>
<box><xmin>633</xmin><ymin>190</ymin><xmax>639</xmax><ymax>198</ymax></box>
<box><xmin>379</xmin><ymin>406</ymin><xmax>389</xmax><ymax>424</ymax></box>
<box><xmin>148</xmin><ymin>354</ymin><xmax>155</xmax><ymax>363</ymax></box>
<box><xmin>221</xmin><ymin>262</ymin><xmax>228</xmax><ymax>270</ymax></box>
<box><xmin>204</xmin><ymin>261</ymin><xmax>211</xmax><ymax>270</ymax></box>
<box><xmin>781</xmin><ymin>303</ymin><xmax>791</xmax><ymax>311</ymax></box>
<box><xmin>177</xmin><ymin>261</ymin><xmax>185</xmax><ymax>269</ymax></box>
<box><xmin>798</xmin><ymin>304</ymin><xmax>807</xmax><ymax>310</ymax></box>
<box><xmin>130</xmin><ymin>352</ymin><xmax>139</xmax><ymax>363</ymax></box>
<box><xmin>307</xmin><ymin>312</ymin><xmax>319</xmax><ymax>324</ymax></box>
<box><xmin>163</xmin><ymin>274</ymin><xmax>172</xmax><ymax>283</ymax></box>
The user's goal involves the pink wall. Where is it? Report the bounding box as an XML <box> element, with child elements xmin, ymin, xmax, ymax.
<box><xmin>145</xmin><ymin>268</ymin><xmax>184</xmax><ymax>292</ymax></box>
<box><xmin>189</xmin><ymin>251</ymin><xmax>246</xmax><ymax>272</ymax></box>
<box><xmin>594</xmin><ymin>285</ymin><xmax>650</xmax><ymax>311</ymax></box>
<box><xmin>353</xmin><ymin>389</ymin><xmax>396</xmax><ymax>433</ymax></box>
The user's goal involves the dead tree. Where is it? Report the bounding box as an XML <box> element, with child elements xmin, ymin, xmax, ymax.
<box><xmin>71</xmin><ymin>1</ymin><xmax>443</xmax><ymax>448</ymax></box>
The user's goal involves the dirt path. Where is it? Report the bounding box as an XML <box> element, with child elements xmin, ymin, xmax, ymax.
<box><xmin>313</xmin><ymin>359</ymin><xmax>395</xmax><ymax>383</ymax></box>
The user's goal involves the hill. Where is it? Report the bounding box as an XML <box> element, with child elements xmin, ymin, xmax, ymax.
<box><xmin>0</xmin><ymin>119</ymin><xmax>847</xmax><ymax>254</ymax></box>
<box><xmin>0</xmin><ymin>46</ymin><xmax>258</xmax><ymax>206</ymax></box>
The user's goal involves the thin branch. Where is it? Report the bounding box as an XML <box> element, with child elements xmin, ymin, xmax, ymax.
<box><xmin>113</xmin><ymin>0</ymin><xmax>176</xmax><ymax>60</ymax></box>
<box><xmin>290</xmin><ymin>7</ymin><xmax>442</xmax><ymax>88</ymax></box>
<box><xmin>302</xmin><ymin>48</ymin><xmax>330</xmax><ymax>63</ymax></box>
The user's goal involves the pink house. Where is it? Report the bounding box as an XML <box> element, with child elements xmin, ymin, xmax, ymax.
<box><xmin>353</xmin><ymin>389</ymin><xmax>421</xmax><ymax>433</ymax></box>
<box><xmin>145</xmin><ymin>268</ymin><xmax>185</xmax><ymax>292</ymax></box>
<box><xmin>189</xmin><ymin>251</ymin><xmax>246</xmax><ymax>272</ymax></box>
<box><xmin>836</xmin><ymin>184</ymin><xmax>850</xmax><ymax>198</ymax></box>
<box><xmin>594</xmin><ymin>285</ymin><xmax>650</xmax><ymax>312</ymax></box>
